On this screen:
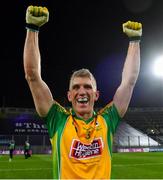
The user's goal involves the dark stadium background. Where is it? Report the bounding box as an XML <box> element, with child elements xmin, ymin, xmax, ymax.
<box><xmin>1</xmin><ymin>0</ymin><xmax>163</xmax><ymax>109</ymax></box>
<box><xmin>1</xmin><ymin>1</ymin><xmax>163</xmax><ymax>179</ymax></box>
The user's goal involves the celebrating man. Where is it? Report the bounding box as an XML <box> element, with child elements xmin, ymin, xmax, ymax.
<box><xmin>23</xmin><ymin>5</ymin><xmax>142</xmax><ymax>179</ymax></box>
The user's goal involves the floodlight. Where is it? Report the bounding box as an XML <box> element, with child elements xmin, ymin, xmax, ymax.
<box><xmin>153</xmin><ymin>56</ymin><xmax>163</xmax><ymax>78</ymax></box>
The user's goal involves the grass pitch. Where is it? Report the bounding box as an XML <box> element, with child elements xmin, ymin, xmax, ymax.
<box><xmin>112</xmin><ymin>152</ymin><xmax>163</xmax><ymax>179</ymax></box>
<box><xmin>0</xmin><ymin>154</ymin><xmax>52</xmax><ymax>179</ymax></box>
<box><xmin>0</xmin><ymin>152</ymin><xmax>163</xmax><ymax>179</ymax></box>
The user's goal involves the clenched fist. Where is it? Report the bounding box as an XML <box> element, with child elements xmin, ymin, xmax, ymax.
<box><xmin>26</xmin><ymin>5</ymin><xmax>49</xmax><ymax>32</ymax></box>
<box><xmin>123</xmin><ymin>21</ymin><xmax>142</xmax><ymax>41</ymax></box>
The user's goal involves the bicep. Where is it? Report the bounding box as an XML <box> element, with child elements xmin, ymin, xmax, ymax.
<box><xmin>113</xmin><ymin>84</ymin><xmax>134</xmax><ymax>118</ymax></box>
<box><xmin>27</xmin><ymin>78</ymin><xmax>54</xmax><ymax>117</ymax></box>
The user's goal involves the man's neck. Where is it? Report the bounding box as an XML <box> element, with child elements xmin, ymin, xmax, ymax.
<box><xmin>75</xmin><ymin>112</ymin><xmax>94</xmax><ymax>121</ymax></box>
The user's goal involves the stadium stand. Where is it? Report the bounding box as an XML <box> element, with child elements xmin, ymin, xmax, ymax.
<box><xmin>0</xmin><ymin>107</ymin><xmax>51</xmax><ymax>154</ymax></box>
<box><xmin>123</xmin><ymin>107</ymin><xmax>163</xmax><ymax>145</ymax></box>
<box><xmin>114</xmin><ymin>121</ymin><xmax>159</xmax><ymax>147</ymax></box>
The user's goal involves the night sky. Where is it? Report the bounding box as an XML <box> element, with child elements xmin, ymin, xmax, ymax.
<box><xmin>1</xmin><ymin>0</ymin><xmax>163</xmax><ymax>109</ymax></box>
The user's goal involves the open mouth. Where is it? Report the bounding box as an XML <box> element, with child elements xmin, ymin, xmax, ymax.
<box><xmin>77</xmin><ymin>97</ymin><xmax>89</xmax><ymax>104</ymax></box>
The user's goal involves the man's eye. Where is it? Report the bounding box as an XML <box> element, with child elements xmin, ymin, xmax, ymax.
<box><xmin>84</xmin><ymin>85</ymin><xmax>92</xmax><ymax>89</ymax></box>
<box><xmin>72</xmin><ymin>85</ymin><xmax>79</xmax><ymax>90</ymax></box>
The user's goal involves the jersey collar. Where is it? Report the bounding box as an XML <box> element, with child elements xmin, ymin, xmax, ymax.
<box><xmin>70</xmin><ymin>108</ymin><xmax>97</xmax><ymax>124</ymax></box>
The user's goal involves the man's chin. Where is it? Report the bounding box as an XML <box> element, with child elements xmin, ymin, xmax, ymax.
<box><xmin>75</xmin><ymin>108</ymin><xmax>91</xmax><ymax>115</ymax></box>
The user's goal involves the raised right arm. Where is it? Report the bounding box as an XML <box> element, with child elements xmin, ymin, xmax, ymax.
<box><xmin>23</xmin><ymin>6</ymin><xmax>53</xmax><ymax>117</ymax></box>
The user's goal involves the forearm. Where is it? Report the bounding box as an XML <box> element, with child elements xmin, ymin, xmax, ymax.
<box><xmin>121</xmin><ymin>41</ymin><xmax>140</xmax><ymax>87</ymax></box>
<box><xmin>23</xmin><ymin>30</ymin><xmax>41</xmax><ymax>81</ymax></box>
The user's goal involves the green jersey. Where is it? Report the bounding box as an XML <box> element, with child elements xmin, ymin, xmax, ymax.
<box><xmin>9</xmin><ymin>142</ymin><xmax>15</xmax><ymax>150</ymax></box>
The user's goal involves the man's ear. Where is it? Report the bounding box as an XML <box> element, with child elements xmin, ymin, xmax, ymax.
<box><xmin>95</xmin><ymin>90</ymin><xmax>100</xmax><ymax>101</ymax></box>
<box><xmin>67</xmin><ymin>91</ymin><xmax>72</xmax><ymax>102</ymax></box>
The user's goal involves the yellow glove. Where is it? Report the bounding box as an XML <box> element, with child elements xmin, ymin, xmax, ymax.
<box><xmin>123</xmin><ymin>21</ymin><xmax>142</xmax><ymax>41</ymax></box>
<box><xmin>26</xmin><ymin>5</ymin><xmax>49</xmax><ymax>32</ymax></box>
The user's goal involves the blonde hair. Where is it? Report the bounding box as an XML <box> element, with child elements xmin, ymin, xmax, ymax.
<box><xmin>69</xmin><ymin>68</ymin><xmax>97</xmax><ymax>91</ymax></box>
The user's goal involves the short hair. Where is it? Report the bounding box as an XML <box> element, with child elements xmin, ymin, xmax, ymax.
<box><xmin>69</xmin><ymin>68</ymin><xmax>97</xmax><ymax>90</ymax></box>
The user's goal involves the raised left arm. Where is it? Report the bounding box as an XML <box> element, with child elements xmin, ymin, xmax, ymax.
<box><xmin>113</xmin><ymin>21</ymin><xmax>142</xmax><ymax>118</ymax></box>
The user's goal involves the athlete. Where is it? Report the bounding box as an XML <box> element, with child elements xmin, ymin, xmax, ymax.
<box><xmin>9</xmin><ymin>140</ymin><xmax>15</xmax><ymax>162</ymax></box>
<box><xmin>24</xmin><ymin>141</ymin><xmax>31</xmax><ymax>159</ymax></box>
<box><xmin>23</xmin><ymin>5</ymin><xmax>142</xmax><ymax>179</ymax></box>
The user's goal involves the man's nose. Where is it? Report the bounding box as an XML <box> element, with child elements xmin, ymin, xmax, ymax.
<box><xmin>78</xmin><ymin>86</ymin><xmax>86</xmax><ymax>94</ymax></box>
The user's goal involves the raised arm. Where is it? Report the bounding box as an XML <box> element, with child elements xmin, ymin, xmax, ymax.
<box><xmin>23</xmin><ymin>6</ymin><xmax>53</xmax><ymax>117</ymax></box>
<box><xmin>113</xmin><ymin>21</ymin><xmax>142</xmax><ymax>118</ymax></box>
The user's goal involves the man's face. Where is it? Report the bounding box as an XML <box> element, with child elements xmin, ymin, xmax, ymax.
<box><xmin>67</xmin><ymin>77</ymin><xmax>99</xmax><ymax>117</ymax></box>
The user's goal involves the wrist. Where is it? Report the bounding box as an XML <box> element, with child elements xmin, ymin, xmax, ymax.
<box><xmin>129</xmin><ymin>36</ymin><xmax>141</xmax><ymax>42</ymax></box>
<box><xmin>26</xmin><ymin>23</ymin><xmax>39</xmax><ymax>32</ymax></box>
